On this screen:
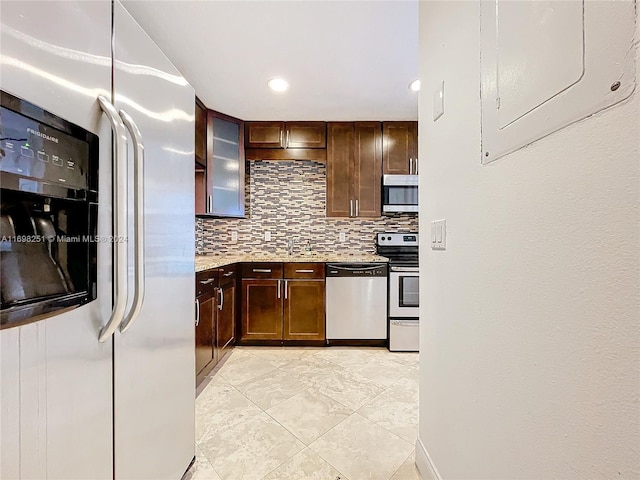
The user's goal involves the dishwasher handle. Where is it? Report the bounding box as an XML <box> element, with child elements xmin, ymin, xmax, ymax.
<box><xmin>326</xmin><ymin>263</ymin><xmax>386</xmax><ymax>271</ymax></box>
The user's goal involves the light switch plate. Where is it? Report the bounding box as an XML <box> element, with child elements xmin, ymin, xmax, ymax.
<box><xmin>431</xmin><ymin>219</ymin><xmax>446</xmax><ymax>250</ymax></box>
<box><xmin>264</xmin><ymin>231</ymin><xmax>271</xmax><ymax>241</ymax></box>
<box><xmin>433</xmin><ymin>81</ymin><xmax>444</xmax><ymax>121</ymax></box>
<box><xmin>339</xmin><ymin>232</ymin><xmax>346</xmax><ymax>243</ymax></box>
<box><xmin>230</xmin><ymin>231</ymin><xmax>238</xmax><ymax>243</ymax></box>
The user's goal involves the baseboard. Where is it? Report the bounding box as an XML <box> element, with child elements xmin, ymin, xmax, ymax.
<box><xmin>415</xmin><ymin>437</ymin><xmax>442</xmax><ymax>480</ymax></box>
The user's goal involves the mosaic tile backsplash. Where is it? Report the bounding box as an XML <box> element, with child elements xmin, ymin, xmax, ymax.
<box><xmin>196</xmin><ymin>161</ymin><xmax>418</xmax><ymax>255</ymax></box>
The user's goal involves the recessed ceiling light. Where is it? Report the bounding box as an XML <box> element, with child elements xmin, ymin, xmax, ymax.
<box><xmin>268</xmin><ymin>78</ymin><xmax>289</xmax><ymax>92</ymax></box>
<box><xmin>409</xmin><ymin>80</ymin><xmax>421</xmax><ymax>92</ymax></box>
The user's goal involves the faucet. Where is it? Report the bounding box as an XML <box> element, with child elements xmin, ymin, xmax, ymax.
<box><xmin>286</xmin><ymin>238</ymin><xmax>296</xmax><ymax>255</ymax></box>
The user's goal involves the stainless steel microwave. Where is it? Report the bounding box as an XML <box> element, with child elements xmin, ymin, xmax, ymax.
<box><xmin>382</xmin><ymin>175</ymin><xmax>418</xmax><ymax>213</ymax></box>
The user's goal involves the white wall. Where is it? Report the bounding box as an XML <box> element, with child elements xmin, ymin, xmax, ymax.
<box><xmin>417</xmin><ymin>2</ymin><xmax>640</xmax><ymax>479</ymax></box>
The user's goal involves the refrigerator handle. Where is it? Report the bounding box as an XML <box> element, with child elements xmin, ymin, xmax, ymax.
<box><xmin>97</xmin><ymin>96</ymin><xmax>129</xmax><ymax>343</ymax></box>
<box><xmin>118</xmin><ymin>109</ymin><xmax>146</xmax><ymax>334</ymax></box>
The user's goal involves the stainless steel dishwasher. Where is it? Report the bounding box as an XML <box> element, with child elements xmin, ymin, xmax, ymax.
<box><xmin>325</xmin><ymin>263</ymin><xmax>388</xmax><ymax>340</ymax></box>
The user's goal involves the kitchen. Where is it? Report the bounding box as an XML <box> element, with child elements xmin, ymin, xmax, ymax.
<box><xmin>2</xmin><ymin>1</ymin><xmax>639</xmax><ymax>480</ymax></box>
<box><xmin>0</xmin><ymin>1</ymin><xmax>421</xmax><ymax>480</ymax></box>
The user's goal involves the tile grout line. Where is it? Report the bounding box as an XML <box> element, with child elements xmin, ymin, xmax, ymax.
<box><xmin>386</xmin><ymin>448</ymin><xmax>417</xmax><ymax>480</ymax></box>
<box><xmin>198</xmin><ymin>348</ymin><xmax>418</xmax><ymax>480</ymax></box>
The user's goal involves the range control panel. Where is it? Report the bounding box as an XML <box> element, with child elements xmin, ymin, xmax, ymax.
<box><xmin>376</xmin><ymin>232</ymin><xmax>419</xmax><ymax>247</ymax></box>
<box><xmin>0</xmin><ymin>105</ymin><xmax>91</xmax><ymax>192</ymax></box>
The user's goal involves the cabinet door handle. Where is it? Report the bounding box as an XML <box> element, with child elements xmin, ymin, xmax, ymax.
<box><xmin>277</xmin><ymin>280</ymin><xmax>281</xmax><ymax>299</ymax></box>
<box><xmin>218</xmin><ymin>288</ymin><xmax>224</xmax><ymax>311</ymax></box>
<box><xmin>284</xmin><ymin>280</ymin><xmax>288</xmax><ymax>299</ymax></box>
<box><xmin>350</xmin><ymin>199</ymin><xmax>353</xmax><ymax>217</ymax></box>
<box><xmin>208</xmin><ymin>194</ymin><xmax>213</xmax><ymax>213</ymax></box>
<box><xmin>195</xmin><ymin>299</ymin><xmax>200</xmax><ymax>326</ymax></box>
<box><xmin>414</xmin><ymin>158</ymin><xmax>418</xmax><ymax>175</ymax></box>
<box><xmin>253</xmin><ymin>268</ymin><xmax>272</xmax><ymax>273</ymax></box>
<box><xmin>295</xmin><ymin>269</ymin><xmax>314</xmax><ymax>273</ymax></box>
<box><xmin>223</xmin><ymin>271</ymin><xmax>234</xmax><ymax>277</ymax></box>
<box><xmin>279</xmin><ymin>128</ymin><xmax>283</xmax><ymax>147</ymax></box>
<box><xmin>200</xmin><ymin>278</ymin><xmax>215</xmax><ymax>285</ymax></box>
<box><xmin>355</xmin><ymin>199</ymin><xmax>359</xmax><ymax>217</ymax></box>
<box><xmin>409</xmin><ymin>157</ymin><xmax>413</xmax><ymax>174</ymax></box>
<box><xmin>286</xmin><ymin>130</ymin><xmax>290</xmax><ymax>148</ymax></box>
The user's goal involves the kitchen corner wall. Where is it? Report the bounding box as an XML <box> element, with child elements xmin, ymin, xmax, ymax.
<box><xmin>196</xmin><ymin>160</ymin><xmax>418</xmax><ymax>255</ymax></box>
<box><xmin>417</xmin><ymin>1</ymin><xmax>639</xmax><ymax>479</ymax></box>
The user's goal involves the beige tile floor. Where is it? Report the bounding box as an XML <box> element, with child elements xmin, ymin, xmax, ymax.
<box><xmin>185</xmin><ymin>346</ymin><xmax>420</xmax><ymax>480</ymax></box>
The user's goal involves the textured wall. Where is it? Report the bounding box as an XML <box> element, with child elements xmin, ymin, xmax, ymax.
<box><xmin>197</xmin><ymin>161</ymin><xmax>418</xmax><ymax>255</ymax></box>
<box><xmin>417</xmin><ymin>2</ymin><xmax>640</xmax><ymax>479</ymax></box>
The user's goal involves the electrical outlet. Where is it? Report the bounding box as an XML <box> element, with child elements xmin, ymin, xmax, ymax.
<box><xmin>339</xmin><ymin>232</ymin><xmax>346</xmax><ymax>242</ymax></box>
<box><xmin>431</xmin><ymin>219</ymin><xmax>446</xmax><ymax>250</ymax></box>
<box><xmin>230</xmin><ymin>231</ymin><xmax>238</xmax><ymax>243</ymax></box>
<box><xmin>264</xmin><ymin>231</ymin><xmax>271</xmax><ymax>241</ymax></box>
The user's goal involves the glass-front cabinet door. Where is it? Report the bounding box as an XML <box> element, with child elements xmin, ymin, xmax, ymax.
<box><xmin>206</xmin><ymin>111</ymin><xmax>245</xmax><ymax>217</ymax></box>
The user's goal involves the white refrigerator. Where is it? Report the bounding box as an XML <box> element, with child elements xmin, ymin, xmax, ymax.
<box><xmin>0</xmin><ymin>1</ymin><xmax>196</xmax><ymax>478</ymax></box>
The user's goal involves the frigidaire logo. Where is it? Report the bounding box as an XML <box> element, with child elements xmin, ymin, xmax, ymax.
<box><xmin>27</xmin><ymin>128</ymin><xmax>59</xmax><ymax>143</ymax></box>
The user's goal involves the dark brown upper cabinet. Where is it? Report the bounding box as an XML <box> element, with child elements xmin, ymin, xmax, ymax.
<box><xmin>195</xmin><ymin>98</ymin><xmax>207</xmax><ymax>215</ymax></box>
<box><xmin>326</xmin><ymin>122</ymin><xmax>382</xmax><ymax>218</ymax></box>
<box><xmin>245</xmin><ymin>121</ymin><xmax>286</xmax><ymax>148</ymax></box>
<box><xmin>245</xmin><ymin>122</ymin><xmax>327</xmax><ymax>163</ymax></box>
<box><xmin>245</xmin><ymin>122</ymin><xmax>326</xmax><ymax>148</ymax></box>
<box><xmin>195</xmin><ymin>105</ymin><xmax>245</xmax><ymax>217</ymax></box>
<box><xmin>285</xmin><ymin>122</ymin><xmax>326</xmax><ymax>148</ymax></box>
<box><xmin>382</xmin><ymin>121</ymin><xmax>418</xmax><ymax>175</ymax></box>
<box><xmin>205</xmin><ymin>110</ymin><xmax>245</xmax><ymax>217</ymax></box>
<box><xmin>195</xmin><ymin>98</ymin><xmax>207</xmax><ymax>167</ymax></box>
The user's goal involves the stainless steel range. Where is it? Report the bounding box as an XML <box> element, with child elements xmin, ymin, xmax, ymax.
<box><xmin>376</xmin><ymin>233</ymin><xmax>419</xmax><ymax>352</ymax></box>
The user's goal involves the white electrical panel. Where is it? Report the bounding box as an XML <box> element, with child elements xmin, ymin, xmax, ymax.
<box><xmin>480</xmin><ymin>0</ymin><xmax>636</xmax><ymax>164</ymax></box>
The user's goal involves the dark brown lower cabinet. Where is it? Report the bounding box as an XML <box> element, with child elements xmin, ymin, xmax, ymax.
<box><xmin>217</xmin><ymin>280</ymin><xmax>236</xmax><ymax>359</ymax></box>
<box><xmin>195</xmin><ymin>290</ymin><xmax>216</xmax><ymax>385</ymax></box>
<box><xmin>240</xmin><ymin>264</ymin><xmax>326</xmax><ymax>344</ymax></box>
<box><xmin>283</xmin><ymin>280</ymin><xmax>325</xmax><ymax>341</ymax></box>
<box><xmin>241</xmin><ymin>279</ymin><xmax>283</xmax><ymax>340</ymax></box>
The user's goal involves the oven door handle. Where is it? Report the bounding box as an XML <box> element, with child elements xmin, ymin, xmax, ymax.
<box><xmin>97</xmin><ymin>96</ymin><xmax>129</xmax><ymax>343</ymax></box>
<box><xmin>390</xmin><ymin>266</ymin><xmax>420</xmax><ymax>272</ymax></box>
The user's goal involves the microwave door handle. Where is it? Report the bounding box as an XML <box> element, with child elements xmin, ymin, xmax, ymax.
<box><xmin>118</xmin><ymin>109</ymin><xmax>145</xmax><ymax>333</ymax></box>
<box><xmin>97</xmin><ymin>96</ymin><xmax>129</xmax><ymax>342</ymax></box>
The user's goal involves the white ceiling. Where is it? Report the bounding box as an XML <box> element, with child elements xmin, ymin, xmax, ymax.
<box><xmin>122</xmin><ymin>1</ymin><xmax>419</xmax><ymax>121</ymax></box>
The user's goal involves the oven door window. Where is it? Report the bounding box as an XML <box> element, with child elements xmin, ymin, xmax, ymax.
<box><xmin>383</xmin><ymin>186</ymin><xmax>418</xmax><ymax>206</ymax></box>
<box><xmin>399</xmin><ymin>275</ymin><xmax>419</xmax><ymax>307</ymax></box>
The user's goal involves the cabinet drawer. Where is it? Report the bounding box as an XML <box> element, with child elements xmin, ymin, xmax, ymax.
<box><xmin>242</xmin><ymin>262</ymin><xmax>283</xmax><ymax>279</ymax></box>
<box><xmin>219</xmin><ymin>264</ymin><xmax>237</xmax><ymax>285</ymax></box>
<box><xmin>196</xmin><ymin>268</ymin><xmax>219</xmax><ymax>296</ymax></box>
<box><xmin>284</xmin><ymin>263</ymin><xmax>325</xmax><ymax>279</ymax></box>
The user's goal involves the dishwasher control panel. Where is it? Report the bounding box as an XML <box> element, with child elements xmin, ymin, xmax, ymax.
<box><xmin>325</xmin><ymin>263</ymin><xmax>388</xmax><ymax>277</ymax></box>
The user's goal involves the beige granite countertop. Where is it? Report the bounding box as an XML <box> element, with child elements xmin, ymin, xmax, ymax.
<box><xmin>195</xmin><ymin>253</ymin><xmax>388</xmax><ymax>272</ymax></box>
